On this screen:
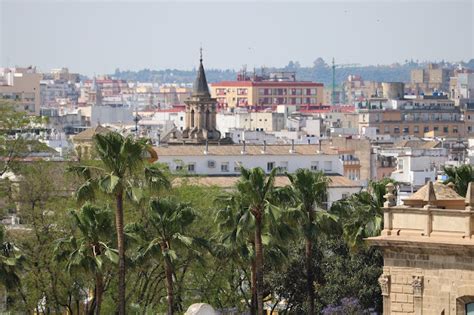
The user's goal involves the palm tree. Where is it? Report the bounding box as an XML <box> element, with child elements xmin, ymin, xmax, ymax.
<box><xmin>55</xmin><ymin>203</ymin><xmax>118</xmax><ymax>315</ymax></box>
<box><xmin>236</xmin><ymin>167</ymin><xmax>278</xmax><ymax>315</ymax></box>
<box><xmin>331</xmin><ymin>178</ymin><xmax>396</xmax><ymax>250</ymax></box>
<box><xmin>214</xmin><ymin>192</ymin><xmax>290</xmax><ymax>315</ymax></box>
<box><xmin>283</xmin><ymin>169</ymin><xmax>335</xmax><ymax>315</ymax></box>
<box><xmin>443</xmin><ymin>164</ymin><xmax>474</xmax><ymax>197</ymax></box>
<box><xmin>139</xmin><ymin>197</ymin><xmax>197</xmax><ymax>315</ymax></box>
<box><xmin>68</xmin><ymin>132</ymin><xmax>170</xmax><ymax>315</ymax></box>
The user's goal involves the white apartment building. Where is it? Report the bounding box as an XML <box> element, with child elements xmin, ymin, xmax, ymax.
<box><xmin>453</xmin><ymin>73</ymin><xmax>474</xmax><ymax>100</ymax></box>
<box><xmin>216</xmin><ymin>111</ymin><xmax>286</xmax><ymax>134</ymax></box>
<box><xmin>150</xmin><ymin>110</ymin><xmax>186</xmax><ymax>132</ymax></box>
<box><xmin>225</xmin><ymin>129</ymin><xmax>278</xmax><ymax>144</ymax></box>
<box><xmin>40</xmin><ymin>80</ymin><xmax>79</xmax><ymax>106</ymax></box>
<box><xmin>154</xmin><ymin>143</ymin><xmax>344</xmax><ymax>176</ymax></box>
<box><xmin>386</xmin><ymin>147</ymin><xmax>448</xmax><ymax>187</ymax></box>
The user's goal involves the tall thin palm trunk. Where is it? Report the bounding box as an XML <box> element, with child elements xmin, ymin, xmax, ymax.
<box><xmin>250</xmin><ymin>258</ymin><xmax>257</xmax><ymax>315</ymax></box>
<box><xmin>254</xmin><ymin>216</ymin><xmax>264</xmax><ymax>315</ymax></box>
<box><xmin>95</xmin><ymin>273</ymin><xmax>104</xmax><ymax>315</ymax></box>
<box><xmin>305</xmin><ymin>237</ymin><xmax>315</xmax><ymax>315</ymax></box>
<box><xmin>115</xmin><ymin>191</ymin><xmax>126</xmax><ymax>315</ymax></box>
<box><xmin>162</xmin><ymin>244</ymin><xmax>174</xmax><ymax>315</ymax></box>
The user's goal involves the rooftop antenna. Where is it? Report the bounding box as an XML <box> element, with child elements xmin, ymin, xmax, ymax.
<box><xmin>332</xmin><ymin>58</ymin><xmax>336</xmax><ymax>106</ymax></box>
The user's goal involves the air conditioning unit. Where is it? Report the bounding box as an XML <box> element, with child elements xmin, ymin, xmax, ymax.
<box><xmin>208</xmin><ymin>160</ymin><xmax>216</xmax><ymax>168</ymax></box>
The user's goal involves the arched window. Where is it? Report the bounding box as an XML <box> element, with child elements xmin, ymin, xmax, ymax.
<box><xmin>206</xmin><ymin>109</ymin><xmax>210</xmax><ymax>129</ymax></box>
<box><xmin>190</xmin><ymin>109</ymin><xmax>195</xmax><ymax>128</ymax></box>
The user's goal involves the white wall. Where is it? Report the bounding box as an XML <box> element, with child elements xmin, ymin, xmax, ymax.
<box><xmin>152</xmin><ymin>111</ymin><xmax>185</xmax><ymax>131</ymax></box>
<box><xmin>328</xmin><ymin>186</ymin><xmax>361</xmax><ymax>208</ymax></box>
<box><xmin>90</xmin><ymin>105</ymin><xmax>133</xmax><ymax>126</ymax></box>
<box><xmin>157</xmin><ymin>153</ymin><xmax>343</xmax><ymax>176</ymax></box>
<box><xmin>391</xmin><ymin>154</ymin><xmax>447</xmax><ymax>186</ymax></box>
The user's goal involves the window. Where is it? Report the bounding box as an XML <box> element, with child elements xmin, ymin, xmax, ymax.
<box><xmin>394</xmin><ymin>127</ymin><xmax>400</xmax><ymax>134</ymax></box>
<box><xmin>342</xmin><ymin>193</ymin><xmax>349</xmax><ymax>199</ymax></box>
<box><xmin>466</xmin><ymin>302</ymin><xmax>474</xmax><ymax>315</ymax></box>
<box><xmin>234</xmin><ymin>161</ymin><xmax>242</xmax><ymax>172</ymax></box>
<box><xmin>424</xmin><ymin>126</ymin><xmax>429</xmax><ymax>132</ymax></box>
<box><xmin>443</xmin><ymin>127</ymin><xmax>449</xmax><ymax>133</ymax></box>
<box><xmin>267</xmin><ymin>162</ymin><xmax>275</xmax><ymax>172</ymax></box>
<box><xmin>221</xmin><ymin>163</ymin><xmax>229</xmax><ymax>172</ymax></box>
<box><xmin>237</xmin><ymin>88</ymin><xmax>248</xmax><ymax>95</ymax></box>
<box><xmin>176</xmin><ymin>165</ymin><xmax>183</xmax><ymax>171</ymax></box>
<box><xmin>398</xmin><ymin>159</ymin><xmax>404</xmax><ymax>169</ymax></box>
<box><xmin>384</xmin><ymin>126</ymin><xmax>390</xmax><ymax>133</ymax></box>
<box><xmin>434</xmin><ymin>126</ymin><xmax>439</xmax><ymax>131</ymax></box>
<box><xmin>403</xmin><ymin>127</ymin><xmax>409</xmax><ymax>134</ymax></box>
<box><xmin>279</xmin><ymin>161</ymin><xmax>288</xmax><ymax>172</ymax></box>
<box><xmin>324</xmin><ymin>161</ymin><xmax>332</xmax><ymax>171</ymax></box>
<box><xmin>187</xmin><ymin>163</ymin><xmax>195</xmax><ymax>173</ymax></box>
<box><xmin>414</xmin><ymin>126</ymin><xmax>419</xmax><ymax>133</ymax></box>
<box><xmin>310</xmin><ymin>161</ymin><xmax>319</xmax><ymax>170</ymax></box>
<box><xmin>208</xmin><ymin>160</ymin><xmax>216</xmax><ymax>168</ymax></box>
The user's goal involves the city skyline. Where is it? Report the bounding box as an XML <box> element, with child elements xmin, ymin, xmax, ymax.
<box><xmin>1</xmin><ymin>0</ymin><xmax>473</xmax><ymax>76</ymax></box>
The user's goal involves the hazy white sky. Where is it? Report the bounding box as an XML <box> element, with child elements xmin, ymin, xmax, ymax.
<box><xmin>1</xmin><ymin>0</ymin><xmax>473</xmax><ymax>75</ymax></box>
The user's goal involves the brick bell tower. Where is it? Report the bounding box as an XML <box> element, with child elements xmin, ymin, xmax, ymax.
<box><xmin>181</xmin><ymin>49</ymin><xmax>221</xmax><ymax>143</ymax></box>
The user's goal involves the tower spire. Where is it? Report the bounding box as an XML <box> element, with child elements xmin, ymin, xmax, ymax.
<box><xmin>192</xmin><ymin>47</ymin><xmax>210</xmax><ymax>97</ymax></box>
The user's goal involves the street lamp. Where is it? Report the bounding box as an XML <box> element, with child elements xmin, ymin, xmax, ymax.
<box><xmin>133</xmin><ymin>111</ymin><xmax>141</xmax><ymax>136</ymax></box>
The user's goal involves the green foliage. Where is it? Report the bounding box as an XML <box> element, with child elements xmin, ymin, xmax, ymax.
<box><xmin>0</xmin><ymin>225</ymin><xmax>23</xmax><ymax>290</ymax></box>
<box><xmin>268</xmin><ymin>238</ymin><xmax>383</xmax><ymax>314</ymax></box>
<box><xmin>55</xmin><ymin>203</ymin><xmax>118</xmax><ymax>273</ymax></box>
<box><xmin>1</xmin><ymin>160</ymin><xmax>385</xmax><ymax>314</ymax></box>
<box><xmin>331</xmin><ymin>178</ymin><xmax>396</xmax><ymax>250</ymax></box>
<box><xmin>111</xmin><ymin>60</ymin><xmax>432</xmax><ymax>86</ymax></box>
<box><xmin>442</xmin><ymin>164</ymin><xmax>474</xmax><ymax>197</ymax></box>
<box><xmin>0</xmin><ymin>105</ymin><xmax>49</xmax><ymax>175</ymax></box>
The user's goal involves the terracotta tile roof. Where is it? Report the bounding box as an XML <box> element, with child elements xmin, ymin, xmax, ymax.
<box><xmin>405</xmin><ymin>181</ymin><xmax>463</xmax><ymax>201</ymax></box>
<box><xmin>73</xmin><ymin>125</ymin><xmax>111</xmax><ymax>140</ymax></box>
<box><xmin>154</xmin><ymin>144</ymin><xmax>339</xmax><ymax>157</ymax></box>
<box><xmin>172</xmin><ymin>175</ymin><xmax>361</xmax><ymax>188</ymax></box>
<box><xmin>394</xmin><ymin>140</ymin><xmax>441</xmax><ymax>149</ymax></box>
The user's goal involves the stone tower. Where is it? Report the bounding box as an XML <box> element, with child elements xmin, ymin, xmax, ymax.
<box><xmin>367</xmin><ymin>181</ymin><xmax>474</xmax><ymax>314</ymax></box>
<box><xmin>181</xmin><ymin>50</ymin><xmax>221</xmax><ymax>143</ymax></box>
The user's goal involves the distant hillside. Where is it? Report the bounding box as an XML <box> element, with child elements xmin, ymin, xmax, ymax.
<box><xmin>111</xmin><ymin>59</ymin><xmax>474</xmax><ymax>86</ymax></box>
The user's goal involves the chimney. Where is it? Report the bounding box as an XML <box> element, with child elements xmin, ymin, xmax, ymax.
<box><xmin>289</xmin><ymin>139</ymin><xmax>295</xmax><ymax>154</ymax></box>
<box><xmin>241</xmin><ymin>140</ymin><xmax>247</xmax><ymax>155</ymax></box>
<box><xmin>204</xmin><ymin>140</ymin><xmax>209</xmax><ymax>155</ymax></box>
<box><xmin>261</xmin><ymin>140</ymin><xmax>267</xmax><ymax>154</ymax></box>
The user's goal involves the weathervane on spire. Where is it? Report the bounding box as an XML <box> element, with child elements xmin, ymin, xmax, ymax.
<box><xmin>200</xmin><ymin>45</ymin><xmax>203</xmax><ymax>63</ymax></box>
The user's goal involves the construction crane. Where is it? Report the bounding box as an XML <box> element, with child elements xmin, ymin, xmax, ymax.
<box><xmin>332</xmin><ymin>58</ymin><xmax>360</xmax><ymax>105</ymax></box>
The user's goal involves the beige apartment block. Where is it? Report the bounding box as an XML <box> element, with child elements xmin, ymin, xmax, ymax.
<box><xmin>0</xmin><ymin>67</ymin><xmax>42</xmax><ymax>115</ymax></box>
<box><xmin>367</xmin><ymin>181</ymin><xmax>474</xmax><ymax>314</ymax></box>
<box><xmin>211</xmin><ymin>81</ymin><xmax>324</xmax><ymax>108</ymax></box>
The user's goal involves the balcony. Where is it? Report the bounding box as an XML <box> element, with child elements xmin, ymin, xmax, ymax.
<box><xmin>342</xmin><ymin>160</ymin><xmax>360</xmax><ymax>166</ymax></box>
